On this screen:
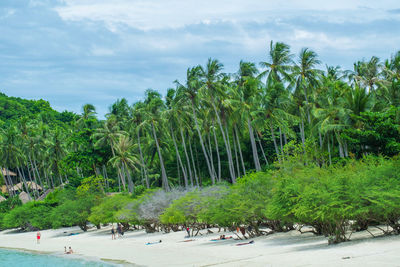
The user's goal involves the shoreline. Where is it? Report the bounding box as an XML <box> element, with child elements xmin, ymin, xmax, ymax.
<box><xmin>1</xmin><ymin>226</ymin><xmax>400</xmax><ymax>266</ymax></box>
<box><xmin>0</xmin><ymin>245</ymin><xmax>134</xmax><ymax>266</ymax></box>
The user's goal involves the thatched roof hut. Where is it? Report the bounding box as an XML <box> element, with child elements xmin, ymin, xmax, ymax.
<box><xmin>1</xmin><ymin>169</ymin><xmax>17</xmax><ymax>176</ymax></box>
<box><xmin>18</xmin><ymin>191</ymin><xmax>32</xmax><ymax>204</ymax></box>
<box><xmin>1</xmin><ymin>185</ymin><xmax>8</xmax><ymax>194</ymax></box>
<box><xmin>0</xmin><ymin>195</ymin><xmax>6</xmax><ymax>202</ymax></box>
<box><xmin>11</xmin><ymin>182</ymin><xmax>43</xmax><ymax>192</ymax></box>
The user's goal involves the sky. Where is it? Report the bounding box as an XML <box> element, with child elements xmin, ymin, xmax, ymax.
<box><xmin>1</xmin><ymin>0</ymin><xmax>399</xmax><ymax>118</ymax></box>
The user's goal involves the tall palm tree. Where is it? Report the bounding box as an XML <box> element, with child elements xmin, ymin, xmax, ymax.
<box><xmin>141</xmin><ymin>90</ymin><xmax>170</xmax><ymax>191</ymax></box>
<box><xmin>200</xmin><ymin>58</ymin><xmax>236</xmax><ymax>183</ymax></box>
<box><xmin>109</xmin><ymin>135</ymin><xmax>139</xmax><ymax>193</ymax></box>
<box><xmin>175</xmin><ymin>66</ymin><xmax>216</xmax><ymax>183</ymax></box>
<box><xmin>259</xmin><ymin>41</ymin><xmax>294</xmax><ymax>86</ymax></box>
<box><xmin>235</xmin><ymin>60</ymin><xmax>263</xmax><ymax>171</ymax></box>
<box><xmin>291</xmin><ymin>48</ymin><xmax>322</xmax><ymax>124</ymax></box>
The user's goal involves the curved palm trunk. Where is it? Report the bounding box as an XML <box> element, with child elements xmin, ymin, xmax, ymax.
<box><xmin>247</xmin><ymin>117</ymin><xmax>261</xmax><ymax>171</ymax></box>
<box><xmin>207</xmin><ymin>133</ymin><xmax>217</xmax><ymax>179</ymax></box>
<box><xmin>269</xmin><ymin>122</ymin><xmax>282</xmax><ymax>164</ymax></box>
<box><xmin>17</xmin><ymin>167</ymin><xmax>33</xmax><ymax>200</ymax></box>
<box><xmin>224</xmin><ymin>122</ymin><xmax>236</xmax><ymax>183</ymax></box>
<box><xmin>232</xmin><ymin>128</ymin><xmax>240</xmax><ymax>178</ymax></box>
<box><xmin>191</xmin><ymin>101</ymin><xmax>215</xmax><ymax>184</ymax></box>
<box><xmin>151</xmin><ymin>122</ymin><xmax>169</xmax><ymax>191</ymax></box>
<box><xmin>123</xmin><ymin>162</ymin><xmax>134</xmax><ymax>193</ymax></box>
<box><xmin>212</xmin><ymin>121</ymin><xmax>221</xmax><ymax>181</ymax></box>
<box><xmin>170</xmin><ymin>126</ymin><xmax>188</xmax><ymax>188</ymax></box>
<box><xmin>211</xmin><ymin>99</ymin><xmax>235</xmax><ymax>183</ymax></box>
<box><xmin>188</xmin><ymin>136</ymin><xmax>199</xmax><ymax>187</ymax></box>
<box><xmin>256</xmin><ymin>133</ymin><xmax>269</xmax><ymax>166</ymax></box>
<box><xmin>180</xmin><ymin>128</ymin><xmax>193</xmax><ymax>187</ymax></box>
<box><xmin>137</xmin><ymin>131</ymin><xmax>149</xmax><ymax>188</ymax></box>
<box><xmin>234</xmin><ymin>125</ymin><xmax>246</xmax><ymax>176</ymax></box>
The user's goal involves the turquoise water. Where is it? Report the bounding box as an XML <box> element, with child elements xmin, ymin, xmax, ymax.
<box><xmin>0</xmin><ymin>248</ymin><xmax>119</xmax><ymax>267</ymax></box>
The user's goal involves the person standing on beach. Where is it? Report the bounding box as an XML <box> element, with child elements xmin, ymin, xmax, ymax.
<box><xmin>111</xmin><ymin>226</ymin><xmax>116</xmax><ymax>240</ymax></box>
<box><xmin>36</xmin><ymin>231</ymin><xmax>41</xmax><ymax>244</ymax></box>
<box><xmin>117</xmin><ymin>223</ymin><xmax>122</xmax><ymax>238</ymax></box>
<box><xmin>186</xmin><ymin>226</ymin><xmax>190</xmax><ymax>237</ymax></box>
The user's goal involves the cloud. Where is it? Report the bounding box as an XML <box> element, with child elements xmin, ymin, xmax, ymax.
<box><xmin>1</xmin><ymin>0</ymin><xmax>399</xmax><ymax>118</ymax></box>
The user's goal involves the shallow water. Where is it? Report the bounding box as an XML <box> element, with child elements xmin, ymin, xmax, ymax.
<box><xmin>0</xmin><ymin>248</ymin><xmax>119</xmax><ymax>267</ymax></box>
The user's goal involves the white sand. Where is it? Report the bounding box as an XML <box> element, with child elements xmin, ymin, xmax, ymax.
<box><xmin>1</xmin><ymin>226</ymin><xmax>400</xmax><ymax>266</ymax></box>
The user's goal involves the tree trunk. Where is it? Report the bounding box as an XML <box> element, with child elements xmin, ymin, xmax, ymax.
<box><xmin>224</xmin><ymin>122</ymin><xmax>236</xmax><ymax>183</ymax></box>
<box><xmin>234</xmin><ymin>125</ymin><xmax>246</xmax><ymax>175</ymax></box>
<box><xmin>207</xmin><ymin>133</ymin><xmax>217</xmax><ymax>179</ymax></box>
<box><xmin>212</xmin><ymin>120</ymin><xmax>221</xmax><ymax>182</ymax></box>
<box><xmin>300</xmin><ymin>119</ymin><xmax>306</xmax><ymax>151</ymax></box>
<box><xmin>247</xmin><ymin>117</ymin><xmax>261</xmax><ymax>171</ymax></box>
<box><xmin>124</xmin><ymin>162</ymin><xmax>134</xmax><ymax>193</ymax></box>
<box><xmin>17</xmin><ymin>166</ymin><xmax>33</xmax><ymax>200</ymax></box>
<box><xmin>191</xmin><ymin>101</ymin><xmax>215</xmax><ymax>183</ymax></box>
<box><xmin>137</xmin><ymin>130</ymin><xmax>149</xmax><ymax>189</ymax></box>
<box><xmin>269</xmin><ymin>123</ymin><xmax>281</xmax><ymax>164</ymax></box>
<box><xmin>171</xmin><ymin>126</ymin><xmax>188</xmax><ymax>188</ymax></box>
<box><xmin>327</xmin><ymin>134</ymin><xmax>332</xmax><ymax>165</ymax></box>
<box><xmin>256</xmin><ymin>134</ymin><xmax>269</xmax><ymax>166</ymax></box>
<box><xmin>189</xmin><ymin>135</ymin><xmax>199</xmax><ymax>186</ymax></box>
<box><xmin>232</xmin><ymin>128</ymin><xmax>241</xmax><ymax>178</ymax></box>
<box><xmin>27</xmin><ymin>158</ymin><xmax>40</xmax><ymax>198</ymax></box>
<box><xmin>180</xmin><ymin>128</ymin><xmax>194</xmax><ymax>187</ymax></box>
<box><xmin>210</xmin><ymin>99</ymin><xmax>235</xmax><ymax>183</ymax></box>
<box><xmin>152</xmin><ymin>122</ymin><xmax>169</xmax><ymax>191</ymax></box>
<box><xmin>279</xmin><ymin>127</ymin><xmax>285</xmax><ymax>161</ymax></box>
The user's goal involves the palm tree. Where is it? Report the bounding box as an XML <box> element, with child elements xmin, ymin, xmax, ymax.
<box><xmin>200</xmin><ymin>58</ymin><xmax>236</xmax><ymax>183</ymax></box>
<box><xmin>109</xmin><ymin>135</ymin><xmax>139</xmax><ymax>193</ymax></box>
<box><xmin>353</xmin><ymin>56</ymin><xmax>382</xmax><ymax>92</ymax></box>
<box><xmin>259</xmin><ymin>41</ymin><xmax>294</xmax><ymax>86</ymax></box>
<box><xmin>141</xmin><ymin>90</ymin><xmax>170</xmax><ymax>191</ymax></box>
<box><xmin>175</xmin><ymin>66</ymin><xmax>216</xmax><ymax>183</ymax></box>
<box><xmin>93</xmin><ymin>117</ymin><xmax>125</xmax><ymax>190</ymax></box>
<box><xmin>130</xmin><ymin>102</ymin><xmax>150</xmax><ymax>188</ymax></box>
<box><xmin>234</xmin><ymin>60</ymin><xmax>263</xmax><ymax>171</ymax></box>
<box><xmin>291</xmin><ymin>48</ymin><xmax>322</xmax><ymax>124</ymax></box>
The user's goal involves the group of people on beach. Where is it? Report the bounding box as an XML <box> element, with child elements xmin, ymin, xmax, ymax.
<box><xmin>111</xmin><ymin>223</ymin><xmax>124</xmax><ymax>240</ymax></box>
<box><xmin>64</xmin><ymin>246</ymin><xmax>74</xmax><ymax>254</ymax></box>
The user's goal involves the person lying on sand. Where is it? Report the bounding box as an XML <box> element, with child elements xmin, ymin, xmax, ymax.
<box><xmin>211</xmin><ymin>235</ymin><xmax>233</xmax><ymax>241</ymax></box>
<box><xmin>146</xmin><ymin>240</ymin><xmax>162</xmax><ymax>245</ymax></box>
<box><xmin>236</xmin><ymin>240</ymin><xmax>254</xmax><ymax>246</ymax></box>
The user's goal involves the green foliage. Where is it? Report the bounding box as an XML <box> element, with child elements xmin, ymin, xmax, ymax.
<box><xmin>76</xmin><ymin>175</ymin><xmax>106</xmax><ymax>197</ymax></box>
<box><xmin>50</xmin><ymin>194</ymin><xmax>97</xmax><ymax>231</ymax></box>
<box><xmin>2</xmin><ymin>202</ymin><xmax>53</xmax><ymax>230</ymax></box>
<box><xmin>343</xmin><ymin>107</ymin><xmax>400</xmax><ymax>157</ymax></box>
<box><xmin>88</xmin><ymin>194</ymin><xmax>132</xmax><ymax>226</ymax></box>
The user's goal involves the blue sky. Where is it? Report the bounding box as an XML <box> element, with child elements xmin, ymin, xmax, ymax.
<box><xmin>1</xmin><ymin>0</ymin><xmax>399</xmax><ymax>118</ymax></box>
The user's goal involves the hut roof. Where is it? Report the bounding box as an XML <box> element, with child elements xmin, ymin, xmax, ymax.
<box><xmin>1</xmin><ymin>168</ymin><xmax>17</xmax><ymax>176</ymax></box>
<box><xmin>11</xmin><ymin>182</ymin><xmax>43</xmax><ymax>191</ymax></box>
<box><xmin>0</xmin><ymin>195</ymin><xmax>6</xmax><ymax>202</ymax></box>
<box><xmin>18</xmin><ymin>191</ymin><xmax>32</xmax><ymax>204</ymax></box>
<box><xmin>1</xmin><ymin>185</ymin><xmax>8</xmax><ymax>194</ymax></box>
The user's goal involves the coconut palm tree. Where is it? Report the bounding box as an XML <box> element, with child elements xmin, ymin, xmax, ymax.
<box><xmin>175</xmin><ymin>66</ymin><xmax>216</xmax><ymax>183</ymax></box>
<box><xmin>109</xmin><ymin>135</ymin><xmax>139</xmax><ymax>193</ymax></box>
<box><xmin>259</xmin><ymin>41</ymin><xmax>294</xmax><ymax>86</ymax></box>
<box><xmin>291</xmin><ymin>48</ymin><xmax>322</xmax><ymax>124</ymax></box>
<box><xmin>141</xmin><ymin>90</ymin><xmax>170</xmax><ymax>191</ymax></box>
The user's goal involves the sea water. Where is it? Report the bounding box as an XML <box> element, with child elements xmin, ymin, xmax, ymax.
<box><xmin>0</xmin><ymin>248</ymin><xmax>120</xmax><ymax>267</ymax></box>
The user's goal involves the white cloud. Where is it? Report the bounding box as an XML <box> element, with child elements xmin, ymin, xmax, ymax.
<box><xmin>55</xmin><ymin>0</ymin><xmax>400</xmax><ymax>31</ymax></box>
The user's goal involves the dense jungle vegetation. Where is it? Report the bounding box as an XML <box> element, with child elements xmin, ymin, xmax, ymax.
<box><xmin>1</xmin><ymin>41</ymin><xmax>399</xmax><ymax>244</ymax></box>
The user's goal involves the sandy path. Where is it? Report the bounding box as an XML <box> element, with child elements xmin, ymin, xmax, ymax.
<box><xmin>1</xmin><ymin>226</ymin><xmax>399</xmax><ymax>266</ymax></box>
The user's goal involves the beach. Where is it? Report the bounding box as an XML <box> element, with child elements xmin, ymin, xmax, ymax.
<box><xmin>1</xmin><ymin>226</ymin><xmax>400</xmax><ymax>266</ymax></box>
